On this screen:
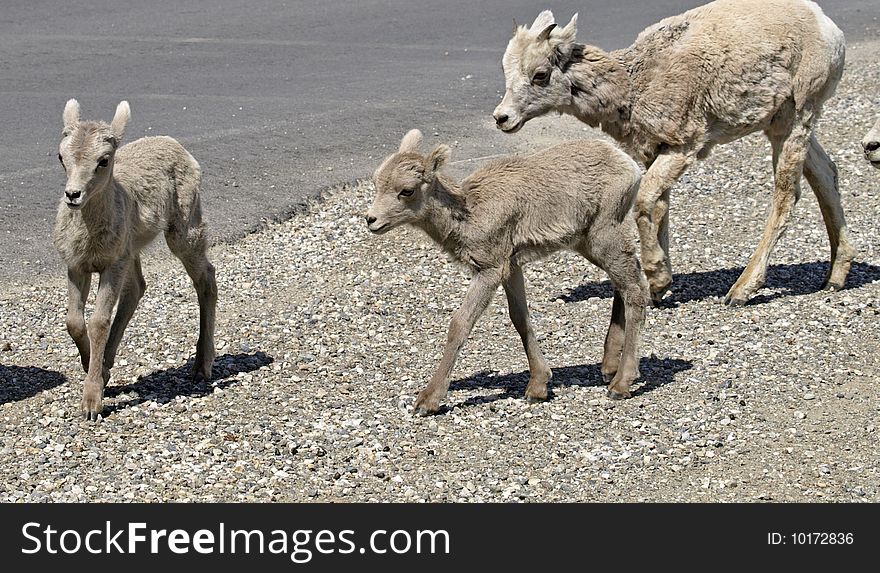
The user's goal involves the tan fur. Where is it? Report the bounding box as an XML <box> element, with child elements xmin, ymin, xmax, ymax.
<box><xmin>53</xmin><ymin>99</ymin><xmax>217</xmax><ymax>420</ymax></box>
<box><xmin>367</xmin><ymin>129</ymin><xmax>649</xmax><ymax>415</ymax></box>
<box><xmin>495</xmin><ymin>0</ymin><xmax>855</xmax><ymax>306</ymax></box>
<box><xmin>862</xmin><ymin>117</ymin><xmax>880</xmax><ymax>168</ymax></box>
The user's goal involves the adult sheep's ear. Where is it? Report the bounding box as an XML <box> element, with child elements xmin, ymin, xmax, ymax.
<box><xmin>427</xmin><ymin>144</ymin><xmax>451</xmax><ymax>174</ymax></box>
<box><xmin>552</xmin><ymin>14</ymin><xmax>578</xmax><ymax>61</ymax></box>
<box><xmin>110</xmin><ymin>100</ymin><xmax>131</xmax><ymax>141</ymax></box>
<box><xmin>399</xmin><ymin>129</ymin><xmax>423</xmax><ymax>153</ymax></box>
<box><xmin>558</xmin><ymin>13</ymin><xmax>578</xmax><ymax>43</ymax></box>
<box><xmin>63</xmin><ymin>99</ymin><xmax>80</xmax><ymax>131</ymax></box>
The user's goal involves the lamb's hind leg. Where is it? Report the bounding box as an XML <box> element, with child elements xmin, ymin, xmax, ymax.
<box><xmin>167</xmin><ymin>224</ymin><xmax>217</xmax><ymax>381</ymax></box>
<box><xmin>583</xmin><ymin>225</ymin><xmax>649</xmax><ymax>399</ymax></box>
<box><xmin>803</xmin><ymin>133</ymin><xmax>856</xmax><ymax>290</ymax></box>
<box><xmin>502</xmin><ymin>263</ymin><xmax>551</xmax><ymax>403</ymax></box>
<box><xmin>724</xmin><ymin>122</ymin><xmax>811</xmax><ymax>306</ymax></box>
<box><xmin>600</xmin><ymin>292</ymin><xmax>626</xmax><ymax>384</ymax></box>
<box><xmin>103</xmin><ymin>257</ymin><xmax>146</xmax><ymax>386</ymax></box>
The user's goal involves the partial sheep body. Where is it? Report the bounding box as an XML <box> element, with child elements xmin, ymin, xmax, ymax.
<box><xmin>494</xmin><ymin>0</ymin><xmax>854</xmax><ymax>306</ymax></box>
<box><xmin>366</xmin><ymin>130</ymin><xmax>649</xmax><ymax>415</ymax></box>
<box><xmin>862</xmin><ymin>118</ymin><xmax>880</xmax><ymax>168</ymax></box>
<box><xmin>53</xmin><ymin>100</ymin><xmax>217</xmax><ymax>420</ymax></box>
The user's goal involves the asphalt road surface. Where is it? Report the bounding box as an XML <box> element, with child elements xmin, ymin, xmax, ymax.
<box><xmin>1</xmin><ymin>0</ymin><xmax>876</xmax><ymax>282</ymax></box>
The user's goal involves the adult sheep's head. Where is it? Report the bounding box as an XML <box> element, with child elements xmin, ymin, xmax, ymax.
<box><xmin>493</xmin><ymin>11</ymin><xmax>578</xmax><ymax>133</ymax></box>
<box><xmin>58</xmin><ymin>99</ymin><xmax>129</xmax><ymax>209</ymax></box>
<box><xmin>366</xmin><ymin>129</ymin><xmax>450</xmax><ymax>234</ymax></box>
<box><xmin>862</xmin><ymin>117</ymin><xmax>880</xmax><ymax>169</ymax></box>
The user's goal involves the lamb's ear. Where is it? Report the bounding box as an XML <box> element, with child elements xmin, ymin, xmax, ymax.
<box><xmin>399</xmin><ymin>129</ymin><xmax>423</xmax><ymax>153</ymax></box>
<box><xmin>63</xmin><ymin>99</ymin><xmax>80</xmax><ymax>131</ymax></box>
<box><xmin>529</xmin><ymin>10</ymin><xmax>555</xmax><ymax>34</ymax></box>
<box><xmin>110</xmin><ymin>100</ymin><xmax>131</xmax><ymax>141</ymax></box>
<box><xmin>427</xmin><ymin>144</ymin><xmax>451</xmax><ymax>174</ymax></box>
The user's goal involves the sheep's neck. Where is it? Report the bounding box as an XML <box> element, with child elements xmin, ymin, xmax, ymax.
<box><xmin>564</xmin><ymin>44</ymin><xmax>634</xmax><ymax>145</ymax></box>
<box><xmin>415</xmin><ymin>175</ymin><xmax>468</xmax><ymax>258</ymax></box>
<box><xmin>79</xmin><ymin>178</ymin><xmax>118</xmax><ymax>228</ymax></box>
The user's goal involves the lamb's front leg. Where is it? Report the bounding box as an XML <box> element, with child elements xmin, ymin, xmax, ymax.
<box><xmin>503</xmin><ymin>264</ymin><xmax>551</xmax><ymax>403</ymax></box>
<box><xmin>82</xmin><ymin>263</ymin><xmax>125</xmax><ymax>421</ymax></box>
<box><xmin>413</xmin><ymin>269</ymin><xmax>502</xmax><ymax>416</ymax></box>
<box><xmin>65</xmin><ymin>268</ymin><xmax>92</xmax><ymax>373</ymax></box>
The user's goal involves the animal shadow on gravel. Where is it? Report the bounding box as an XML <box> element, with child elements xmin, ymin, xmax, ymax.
<box><xmin>103</xmin><ymin>351</ymin><xmax>273</xmax><ymax>415</ymax></box>
<box><xmin>446</xmin><ymin>356</ymin><xmax>692</xmax><ymax>411</ymax></box>
<box><xmin>0</xmin><ymin>365</ymin><xmax>67</xmax><ymax>405</ymax></box>
<box><xmin>559</xmin><ymin>261</ymin><xmax>880</xmax><ymax>307</ymax></box>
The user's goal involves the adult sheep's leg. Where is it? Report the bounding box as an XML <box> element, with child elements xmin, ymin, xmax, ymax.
<box><xmin>166</xmin><ymin>214</ymin><xmax>217</xmax><ymax>381</ymax></box>
<box><xmin>82</xmin><ymin>263</ymin><xmax>126</xmax><ymax>421</ymax></box>
<box><xmin>724</xmin><ymin>124</ymin><xmax>810</xmax><ymax>306</ymax></box>
<box><xmin>803</xmin><ymin>134</ymin><xmax>856</xmax><ymax>290</ymax></box>
<box><xmin>502</xmin><ymin>263</ymin><xmax>551</xmax><ymax>403</ymax></box>
<box><xmin>635</xmin><ymin>152</ymin><xmax>692</xmax><ymax>305</ymax></box>
<box><xmin>65</xmin><ymin>268</ymin><xmax>92</xmax><ymax>373</ymax></box>
<box><xmin>413</xmin><ymin>268</ymin><xmax>502</xmax><ymax>416</ymax></box>
<box><xmin>103</xmin><ymin>257</ymin><xmax>146</xmax><ymax>383</ymax></box>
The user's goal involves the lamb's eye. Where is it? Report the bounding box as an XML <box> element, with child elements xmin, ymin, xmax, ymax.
<box><xmin>97</xmin><ymin>157</ymin><xmax>109</xmax><ymax>169</ymax></box>
<box><xmin>398</xmin><ymin>188</ymin><xmax>415</xmax><ymax>198</ymax></box>
<box><xmin>531</xmin><ymin>70</ymin><xmax>550</xmax><ymax>85</ymax></box>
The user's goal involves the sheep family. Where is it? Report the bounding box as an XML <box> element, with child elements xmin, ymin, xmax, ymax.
<box><xmin>51</xmin><ymin>0</ymin><xmax>869</xmax><ymax>419</ymax></box>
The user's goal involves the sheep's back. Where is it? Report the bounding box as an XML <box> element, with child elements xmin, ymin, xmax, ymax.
<box><xmin>460</xmin><ymin>139</ymin><xmax>640</xmax><ymax>259</ymax></box>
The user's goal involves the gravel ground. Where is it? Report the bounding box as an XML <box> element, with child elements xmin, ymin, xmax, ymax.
<box><xmin>1</xmin><ymin>42</ymin><xmax>878</xmax><ymax>503</ymax></box>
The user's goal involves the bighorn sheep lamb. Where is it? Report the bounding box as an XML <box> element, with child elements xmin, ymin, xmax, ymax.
<box><xmin>53</xmin><ymin>99</ymin><xmax>217</xmax><ymax>420</ymax></box>
<box><xmin>494</xmin><ymin>0</ymin><xmax>855</xmax><ymax>306</ymax></box>
<box><xmin>862</xmin><ymin>117</ymin><xmax>880</xmax><ymax>168</ymax></box>
<box><xmin>366</xmin><ymin>129</ymin><xmax>649</xmax><ymax>415</ymax></box>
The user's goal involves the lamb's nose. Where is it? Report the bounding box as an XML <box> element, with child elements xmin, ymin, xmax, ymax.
<box><xmin>864</xmin><ymin>141</ymin><xmax>880</xmax><ymax>152</ymax></box>
<box><xmin>495</xmin><ymin>113</ymin><xmax>509</xmax><ymax>126</ymax></box>
<box><xmin>365</xmin><ymin>215</ymin><xmax>377</xmax><ymax>226</ymax></box>
<box><xmin>65</xmin><ymin>190</ymin><xmax>81</xmax><ymax>200</ymax></box>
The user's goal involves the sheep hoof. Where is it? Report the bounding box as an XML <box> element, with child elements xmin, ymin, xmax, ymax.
<box><xmin>723</xmin><ymin>291</ymin><xmax>748</xmax><ymax>307</ymax></box>
<box><xmin>525</xmin><ymin>395</ymin><xmax>546</xmax><ymax>404</ymax></box>
<box><xmin>413</xmin><ymin>406</ymin><xmax>435</xmax><ymax>417</ymax></box>
<box><xmin>606</xmin><ymin>388</ymin><xmax>631</xmax><ymax>400</ymax></box>
<box><xmin>822</xmin><ymin>281</ymin><xmax>843</xmax><ymax>292</ymax></box>
<box><xmin>82</xmin><ymin>404</ymin><xmax>103</xmax><ymax>422</ymax></box>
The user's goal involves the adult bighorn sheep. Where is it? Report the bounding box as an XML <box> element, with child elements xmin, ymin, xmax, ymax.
<box><xmin>366</xmin><ymin>129</ymin><xmax>649</xmax><ymax>415</ymax></box>
<box><xmin>862</xmin><ymin>117</ymin><xmax>880</xmax><ymax>168</ymax></box>
<box><xmin>494</xmin><ymin>0</ymin><xmax>855</xmax><ymax>306</ymax></box>
<box><xmin>53</xmin><ymin>99</ymin><xmax>217</xmax><ymax>420</ymax></box>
